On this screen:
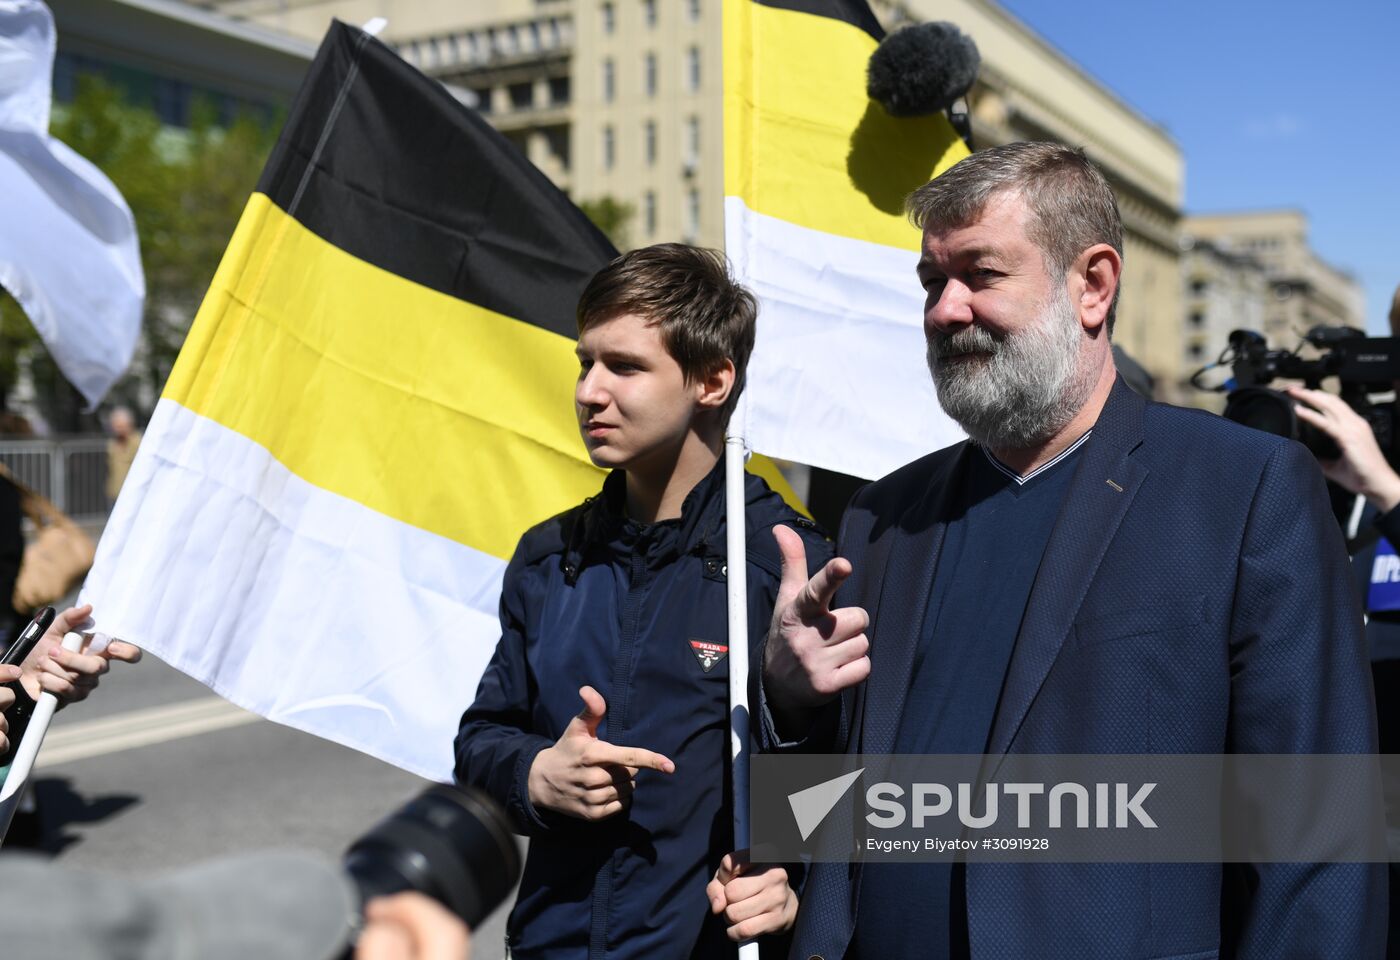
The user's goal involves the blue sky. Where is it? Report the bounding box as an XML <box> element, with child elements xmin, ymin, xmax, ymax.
<box><xmin>997</xmin><ymin>0</ymin><xmax>1399</xmax><ymax>334</ymax></box>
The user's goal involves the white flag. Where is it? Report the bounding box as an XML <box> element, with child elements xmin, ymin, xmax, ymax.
<box><xmin>0</xmin><ymin>0</ymin><xmax>142</xmax><ymax>408</ymax></box>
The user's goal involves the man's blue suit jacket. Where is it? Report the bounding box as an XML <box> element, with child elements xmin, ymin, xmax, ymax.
<box><xmin>776</xmin><ymin>379</ymin><xmax>1385</xmax><ymax>959</ymax></box>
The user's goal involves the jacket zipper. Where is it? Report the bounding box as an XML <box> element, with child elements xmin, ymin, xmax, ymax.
<box><xmin>589</xmin><ymin>538</ymin><xmax>650</xmax><ymax>960</ymax></box>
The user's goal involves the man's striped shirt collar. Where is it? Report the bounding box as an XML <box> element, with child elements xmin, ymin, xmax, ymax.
<box><xmin>981</xmin><ymin>429</ymin><xmax>1094</xmax><ymax>486</ymax></box>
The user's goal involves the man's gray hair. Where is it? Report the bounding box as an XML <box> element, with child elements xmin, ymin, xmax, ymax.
<box><xmin>906</xmin><ymin>141</ymin><xmax>1124</xmax><ymax>334</ymax></box>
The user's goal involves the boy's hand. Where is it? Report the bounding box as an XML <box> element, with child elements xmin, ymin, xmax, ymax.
<box><xmin>527</xmin><ymin>686</ymin><xmax>674</xmax><ymax>820</ymax></box>
<box><xmin>706</xmin><ymin>850</ymin><xmax>798</xmax><ymax>942</ymax></box>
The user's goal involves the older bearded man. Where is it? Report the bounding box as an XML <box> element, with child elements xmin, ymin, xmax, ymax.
<box><xmin>761</xmin><ymin>142</ymin><xmax>1383</xmax><ymax>959</ymax></box>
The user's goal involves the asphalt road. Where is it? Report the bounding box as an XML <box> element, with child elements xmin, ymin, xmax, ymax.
<box><xmin>10</xmin><ymin>650</ymin><xmax>517</xmax><ymax>958</ymax></box>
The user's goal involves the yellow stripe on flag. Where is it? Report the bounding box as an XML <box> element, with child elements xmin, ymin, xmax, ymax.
<box><xmin>166</xmin><ymin>193</ymin><xmax>604</xmax><ymax>561</ymax></box>
<box><xmin>723</xmin><ymin>0</ymin><xmax>970</xmax><ymax>252</ymax></box>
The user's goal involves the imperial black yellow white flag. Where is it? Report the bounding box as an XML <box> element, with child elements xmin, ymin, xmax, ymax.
<box><xmin>81</xmin><ymin>22</ymin><xmax>803</xmax><ymax>780</ymax></box>
<box><xmin>81</xmin><ymin>23</ymin><xmax>619</xmax><ymax>778</ymax></box>
<box><xmin>725</xmin><ymin>0</ymin><xmax>971</xmax><ymax>478</ymax></box>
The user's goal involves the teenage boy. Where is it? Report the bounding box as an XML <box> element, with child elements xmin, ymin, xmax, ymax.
<box><xmin>454</xmin><ymin>244</ymin><xmax>829</xmax><ymax>959</ymax></box>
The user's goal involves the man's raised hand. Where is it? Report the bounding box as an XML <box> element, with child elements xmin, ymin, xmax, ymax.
<box><xmin>763</xmin><ymin>525</ymin><xmax>870</xmax><ymax>732</ymax></box>
<box><xmin>527</xmin><ymin>685</ymin><xmax>675</xmax><ymax>821</ymax></box>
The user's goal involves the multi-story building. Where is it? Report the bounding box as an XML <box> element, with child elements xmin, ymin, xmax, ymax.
<box><xmin>50</xmin><ymin>0</ymin><xmax>312</xmax><ymax>126</ymax></box>
<box><xmin>1183</xmin><ymin>210</ymin><xmax>1365</xmax><ymax>347</ymax></box>
<box><xmin>1177</xmin><ymin>235</ymin><xmax>1269</xmax><ymax>395</ymax></box>
<box><xmin>191</xmin><ymin>0</ymin><xmax>1185</xmax><ymax>397</ymax></box>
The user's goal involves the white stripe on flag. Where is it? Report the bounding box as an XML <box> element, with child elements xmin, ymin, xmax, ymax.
<box><xmin>726</xmin><ymin>197</ymin><xmax>965</xmax><ymax>480</ymax></box>
<box><xmin>82</xmin><ymin>399</ymin><xmax>506</xmax><ymax>781</ymax></box>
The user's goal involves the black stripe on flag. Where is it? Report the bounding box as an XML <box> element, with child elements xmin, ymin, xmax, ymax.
<box><xmin>753</xmin><ymin>0</ymin><xmax>885</xmax><ymax>41</ymax></box>
<box><xmin>256</xmin><ymin>21</ymin><xmax>617</xmax><ymax>341</ymax></box>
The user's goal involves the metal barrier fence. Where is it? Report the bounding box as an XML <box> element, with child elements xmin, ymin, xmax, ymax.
<box><xmin>0</xmin><ymin>436</ymin><xmax>111</xmax><ymax>525</ymax></box>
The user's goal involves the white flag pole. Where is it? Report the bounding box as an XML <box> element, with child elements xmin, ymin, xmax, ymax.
<box><xmin>0</xmin><ymin>630</ymin><xmax>85</xmax><ymax>843</ymax></box>
<box><xmin>722</xmin><ymin>3</ymin><xmax>762</xmax><ymax>950</ymax></box>
<box><xmin>725</xmin><ymin>393</ymin><xmax>761</xmax><ymax>960</ymax></box>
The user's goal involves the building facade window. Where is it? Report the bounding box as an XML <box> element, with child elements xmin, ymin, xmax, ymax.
<box><xmin>1189</xmin><ymin>311</ymin><xmax>1205</xmax><ymax>328</ymax></box>
<box><xmin>546</xmin><ymin>126</ymin><xmax>571</xmax><ymax>171</ymax></box>
<box><xmin>602</xmin><ymin>59</ymin><xmax>615</xmax><ymax>102</ymax></box>
<box><xmin>602</xmin><ymin>125</ymin><xmax>615</xmax><ymax>169</ymax></box>
<box><xmin>549</xmin><ymin>76</ymin><xmax>571</xmax><ymax>106</ymax></box>
<box><xmin>684</xmin><ymin>116</ymin><xmax>700</xmax><ymax>164</ymax></box>
<box><xmin>686</xmin><ymin>188</ymin><xmax>700</xmax><ymax>240</ymax></box>
<box><xmin>472</xmin><ymin>86</ymin><xmax>493</xmax><ymax>114</ymax></box>
<box><xmin>644</xmin><ymin>52</ymin><xmax>657</xmax><ymax>97</ymax></box>
<box><xmin>644</xmin><ymin>191</ymin><xmax>657</xmax><ymax>237</ymax></box>
<box><xmin>643</xmin><ymin>0</ymin><xmax>657</xmax><ymax>27</ymax></box>
<box><xmin>509</xmin><ymin>82</ymin><xmax>533</xmax><ymax>110</ymax></box>
<box><xmin>602</xmin><ymin>2</ymin><xmax>615</xmax><ymax>34</ymax></box>
<box><xmin>152</xmin><ymin>76</ymin><xmax>190</xmax><ymax>126</ymax></box>
<box><xmin>644</xmin><ymin>120</ymin><xmax>657</xmax><ymax>165</ymax></box>
<box><xmin>685</xmin><ymin>46</ymin><xmax>701</xmax><ymax>91</ymax></box>
<box><xmin>688</xmin><ymin>0</ymin><xmax>701</xmax><ymax>22</ymax></box>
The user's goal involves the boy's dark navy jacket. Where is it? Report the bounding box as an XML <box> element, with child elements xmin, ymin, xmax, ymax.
<box><xmin>454</xmin><ymin>459</ymin><xmax>831</xmax><ymax>960</ymax></box>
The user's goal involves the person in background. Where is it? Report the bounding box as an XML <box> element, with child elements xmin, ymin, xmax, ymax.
<box><xmin>0</xmin><ymin>465</ymin><xmax>21</xmax><ymax>645</ymax></box>
<box><xmin>1287</xmin><ymin>279</ymin><xmax>1400</xmax><ymax>958</ymax></box>
<box><xmin>0</xmin><ymin>411</ymin><xmax>34</xmax><ymax>644</ymax></box>
<box><xmin>0</xmin><ymin>603</ymin><xmax>143</xmax><ymax>846</ymax></box>
<box><xmin>105</xmin><ymin>405</ymin><xmax>142</xmax><ymax>504</ymax></box>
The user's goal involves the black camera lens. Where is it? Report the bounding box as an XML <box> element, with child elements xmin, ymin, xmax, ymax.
<box><xmin>343</xmin><ymin>784</ymin><xmax>521</xmax><ymax>929</ymax></box>
<box><xmin>1223</xmin><ymin>386</ymin><xmax>1342</xmax><ymax>460</ymax></box>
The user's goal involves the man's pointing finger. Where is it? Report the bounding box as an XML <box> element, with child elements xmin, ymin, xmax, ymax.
<box><xmin>796</xmin><ymin>556</ymin><xmax>852</xmax><ymax>619</ymax></box>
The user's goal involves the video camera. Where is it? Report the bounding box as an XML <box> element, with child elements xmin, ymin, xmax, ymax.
<box><xmin>345</xmin><ymin>782</ymin><xmax>522</xmax><ymax>932</ymax></box>
<box><xmin>1198</xmin><ymin>326</ymin><xmax>1400</xmax><ymax>463</ymax></box>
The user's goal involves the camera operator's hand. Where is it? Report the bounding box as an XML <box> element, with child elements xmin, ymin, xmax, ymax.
<box><xmin>1288</xmin><ymin>386</ymin><xmax>1400</xmax><ymax>512</ymax></box>
<box><xmin>527</xmin><ymin>685</ymin><xmax>675</xmax><ymax>821</ymax></box>
<box><xmin>706</xmin><ymin>850</ymin><xmax>798</xmax><ymax>942</ymax></box>
<box><xmin>356</xmin><ymin>892</ymin><xmax>470</xmax><ymax>960</ymax></box>
<box><xmin>0</xmin><ymin>663</ymin><xmax>21</xmax><ymax>754</ymax></box>
<box><xmin>19</xmin><ymin>603</ymin><xmax>143</xmax><ymax>706</ymax></box>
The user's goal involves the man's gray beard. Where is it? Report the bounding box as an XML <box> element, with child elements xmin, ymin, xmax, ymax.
<box><xmin>926</xmin><ymin>290</ymin><xmax>1096</xmax><ymax>450</ymax></box>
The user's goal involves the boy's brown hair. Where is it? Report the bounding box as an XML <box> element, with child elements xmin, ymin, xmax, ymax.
<box><xmin>576</xmin><ymin>243</ymin><xmax>757</xmax><ymax>424</ymax></box>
